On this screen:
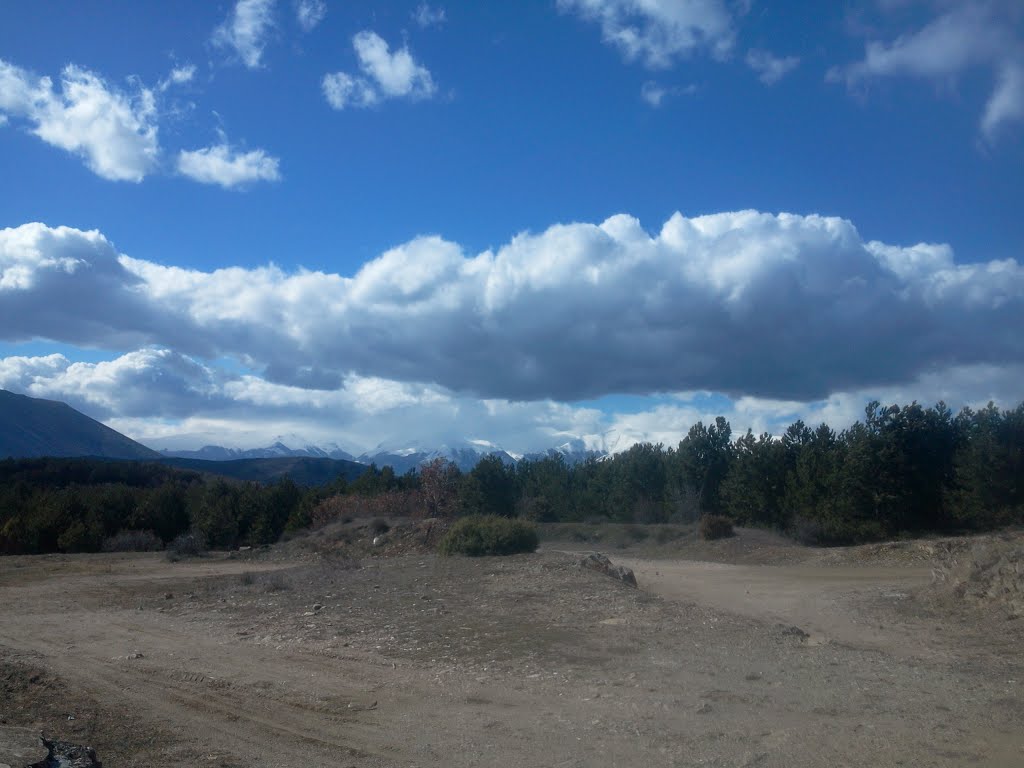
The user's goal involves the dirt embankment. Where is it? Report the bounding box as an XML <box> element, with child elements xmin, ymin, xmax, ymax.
<box><xmin>1</xmin><ymin>528</ymin><xmax>1022</xmax><ymax>767</ymax></box>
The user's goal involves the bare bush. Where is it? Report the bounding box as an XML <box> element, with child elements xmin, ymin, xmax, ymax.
<box><xmin>102</xmin><ymin>529</ymin><xmax>163</xmax><ymax>552</ymax></box>
<box><xmin>166</xmin><ymin>532</ymin><xmax>206</xmax><ymax>560</ymax></box>
<box><xmin>699</xmin><ymin>515</ymin><xmax>735</xmax><ymax>540</ymax></box>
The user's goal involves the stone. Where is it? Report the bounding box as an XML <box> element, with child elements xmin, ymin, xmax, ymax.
<box><xmin>577</xmin><ymin>553</ymin><xmax>638</xmax><ymax>588</ymax></box>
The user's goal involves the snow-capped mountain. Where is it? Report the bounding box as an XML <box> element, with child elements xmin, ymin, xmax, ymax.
<box><xmin>357</xmin><ymin>439</ymin><xmax>519</xmax><ymax>474</ymax></box>
<box><xmin>523</xmin><ymin>437</ymin><xmax>607</xmax><ymax>465</ymax></box>
<box><xmin>160</xmin><ymin>440</ymin><xmax>357</xmax><ymax>462</ymax></box>
<box><xmin>154</xmin><ymin>435</ymin><xmax>613</xmax><ymax>471</ymax></box>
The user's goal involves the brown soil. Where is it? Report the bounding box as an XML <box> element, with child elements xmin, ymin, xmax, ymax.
<box><xmin>1</xmin><ymin>530</ymin><xmax>1022</xmax><ymax>767</ymax></box>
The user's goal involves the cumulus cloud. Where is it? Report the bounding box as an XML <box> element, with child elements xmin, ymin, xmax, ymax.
<box><xmin>295</xmin><ymin>0</ymin><xmax>326</xmax><ymax>32</ymax></box>
<box><xmin>176</xmin><ymin>140</ymin><xmax>281</xmax><ymax>188</ymax></box>
<box><xmin>832</xmin><ymin>1</ymin><xmax>1024</xmax><ymax>141</ymax></box>
<box><xmin>0</xmin><ymin>58</ymin><xmax>158</xmax><ymax>182</ymax></box>
<box><xmin>0</xmin><ymin>348</ymin><xmax>223</xmax><ymax>420</ymax></box>
<box><xmin>558</xmin><ymin>0</ymin><xmax>735</xmax><ymax>68</ymax></box>
<box><xmin>2</xmin><ymin>212</ymin><xmax>1023</xmax><ymax>408</ymax></box>
<box><xmin>745</xmin><ymin>49</ymin><xmax>799</xmax><ymax>85</ymax></box>
<box><xmin>213</xmin><ymin>0</ymin><xmax>277</xmax><ymax>69</ymax></box>
<box><xmin>322</xmin><ymin>31</ymin><xmax>436</xmax><ymax>110</ymax></box>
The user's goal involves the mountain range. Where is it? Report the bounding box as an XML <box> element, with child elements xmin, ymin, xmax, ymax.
<box><xmin>1</xmin><ymin>388</ymin><xmax>608</xmax><ymax>474</ymax></box>
<box><xmin>158</xmin><ymin>437</ymin><xmax>606</xmax><ymax>473</ymax></box>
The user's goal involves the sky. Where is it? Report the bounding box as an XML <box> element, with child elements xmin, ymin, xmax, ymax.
<box><xmin>0</xmin><ymin>0</ymin><xmax>1022</xmax><ymax>455</ymax></box>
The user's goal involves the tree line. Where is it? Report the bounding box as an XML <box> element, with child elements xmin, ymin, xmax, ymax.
<box><xmin>322</xmin><ymin>400</ymin><xmax>1022</xmax><ymax>545</ymax></box>
<box><xmin>0</xmin><ymin>458</ymin><xmax>323</xmax><ymax>555</ymax></box>
<box><xmin>1</xmin><ymin>400</ymin><xmax>1021</xmax><ymax>555</ymax></box>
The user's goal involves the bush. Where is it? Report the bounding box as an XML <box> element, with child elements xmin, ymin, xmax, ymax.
<box><xmin>370</xmin><ymin>518</ymin><xmax>391</xmax><ymax>534</ymax></box>
<box><xmin>438</xmin><ymin>516</ymin><xmax>539</xmax><ymax>557</ymax></box>
<box><xmin>698</xmin><ymin>514</ymin><xmax>735</xmax><ymax>540</ymax></box>
<box><xmin>102</xmin><ymin>529</ymin><xmax>164</xmax><ymax>552</ymax></box>
<box><xmin>166</xmin><ymin>532</ymin><xmax>205</xmax><ymax>559</ymax></box>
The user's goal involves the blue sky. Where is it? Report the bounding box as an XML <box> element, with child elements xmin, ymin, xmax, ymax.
<box><xmin>1</xmin><ymin>0</ymin><xmax>1022</xmax><ymax>454</ymax></box>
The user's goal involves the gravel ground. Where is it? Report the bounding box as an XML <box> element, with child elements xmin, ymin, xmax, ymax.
<box><xmin>1</xmin><ymin>529</ymin><xmax>1022</xmax><ymax>767</ymax></box>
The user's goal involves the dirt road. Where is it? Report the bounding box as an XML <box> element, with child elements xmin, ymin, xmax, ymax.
<box><xmin>617</xmin><ymin>557</ymin><xmax>933</xmax><ymax>654</ymax></box>
<box><xmin>1</xmin><ymin>540</ymin><xmax>1022</xmax><ymax>767</ymax></box>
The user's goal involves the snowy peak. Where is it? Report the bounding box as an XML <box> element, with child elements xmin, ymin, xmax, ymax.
<box><xmin>157</xmin><ymin>435</ymin><xmax>609</xmax><ymax>471</ymax></box>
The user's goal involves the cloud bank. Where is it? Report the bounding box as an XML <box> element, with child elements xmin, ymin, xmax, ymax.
<box><xmin>2</xmin><ymin>212</ymin><xmax>1022</xmax><ymax>407</ymax></box>
<box><xmin>3</xmin><ymin>347</ymin><xmax>1020</xmax><ymax>456</ymax></box>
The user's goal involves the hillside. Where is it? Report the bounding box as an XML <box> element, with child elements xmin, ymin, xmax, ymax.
<box><xmin>157</xmin><ymin>455</ymin><xmax>366</xmax><ymax>486</ymax></box>
<box><xmin>0</xmin><ymin>389</ymin><xmax>159</xmax><ymax>460</ymax></box>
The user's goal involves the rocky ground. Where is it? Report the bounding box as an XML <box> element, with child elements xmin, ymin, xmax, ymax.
<box><xmin>1</xmin><ymin>526</ymin><xmax>1022</xmax><ymax>767</ymax></box>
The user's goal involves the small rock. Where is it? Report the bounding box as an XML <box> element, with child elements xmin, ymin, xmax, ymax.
<box><xmin>780</xmin><ymin>624</ymin><xmax>809</xmax><ymax>640</ymax></box>
<box><xmin>578</xmin><ymin>553</ymin><xmax>638</xmax><ymax>588</ymax></box>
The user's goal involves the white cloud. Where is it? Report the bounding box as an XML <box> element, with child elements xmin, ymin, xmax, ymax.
<box><xmin>833</xmin><ymin>2</ymin><xmax>1024</xmax><ymax>141</ymax></box>
<box><xmin>158</xmin><ymin>64</ymin><xmax>197</xmax><ymax>91</ymax></box>
<box><xmin>322</xmin><ymin>72</ymin><xmax>379</xmax><ymax>109</ymax></box>
<box><xmin>641</xmin><ymin>80</ymin><xmax>667</xmax><ymax>106</ymax></box>
<box><xmin>322</xmin><ymin>31</ymin><xmax>436</xmax><ymax>110</ymax></box>
<box><xmin>558</xmin><ymin>0</ymin><xmax>735</xmax><ymax>68</ymax></box>
<box><xmin>0</xmin><ymin>348</ymin><xmax>222</xmax><ymax>419</ymax></box>
<box><xmin>295</xmin><ymin>0</ymin><xmax>326</xmax><ymax>32</ymax></box>
<box><xmin>0</xmin><ymin>58</ymin><xmax>158</xmax><ymax>182</ymax></box>
<box><xmin>2</xmin><ymin>212</ymin><xmax>1023</xmax><ymax>410</ymax></box>
<box><xmin>213</xmin><ymin>0</ymin><xmax>277</xmax><ymax>69</ymax></box>
<box><xmin>176</xmin><ymin>141</ymin><xmax>281</xmax><ymax>188</ymax></box>
<box><xmin>982</xmin><ymin>60</ymin><xmax>1024</xmax><ymax>141</ymax></box>
<box><xmin>640</xmin><ymin>80</ymin><xmax>697</xmax><ymax>106</ymax></box>
<box><xmin>745</xmin><ymin>48</ymin><xmax>799</xmax><ymax>85</ymax></box>
<box><xmin>413</xmin><ymin>4</ymin><xmax>446</xmax><ymax>28</ymax></box>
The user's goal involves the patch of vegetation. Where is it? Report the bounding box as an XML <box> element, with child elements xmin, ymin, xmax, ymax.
<box><xmin>370</xmin><ymin>518</ymin><xmax>391</xmax><ymax>534</ymax></box>
<box><xmin>102</xmin><ymin>529</ymin><xmax>163</xmax><ymax>552</ymax></box>
<box><xmin>166</xmin><ymin>532</ymin><xmax>205</xmax><ymax>560</ymax></box>
<box><xmin>438</xmin><ymin>516</ymin><xmax>539</xmax><ymax>557</ymax></box>
<box><xmin>699</xmin><ymin>515</ymin><xmax>735</xmax><ymax>540</ymax></box>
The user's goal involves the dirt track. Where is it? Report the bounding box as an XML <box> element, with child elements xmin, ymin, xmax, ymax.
<box><xmin>1</xmin><ymin>533</ymin><xmax>1022</xmax><ymax>767</ymax></box>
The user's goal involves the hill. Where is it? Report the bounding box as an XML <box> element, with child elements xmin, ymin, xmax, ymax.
<box><xmin>157</xmin><ymin>455</ymin><xmax>367</xmax><ymax>487</ymax></box>
<box><xmin>0</xmin><ymin>389</ymin><xmax>159</xmax><ymax>460</ymax></box>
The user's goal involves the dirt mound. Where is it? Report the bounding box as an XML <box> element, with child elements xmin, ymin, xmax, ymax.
<box><xmin>930</xmin><ymin>533</ymin><xmax>1024</xmax><ymax>617</ymax></box>
<box><xmin>831</xmin><ymin>537</ymin><xmax>973</xmax><ymax>567</ymax></box>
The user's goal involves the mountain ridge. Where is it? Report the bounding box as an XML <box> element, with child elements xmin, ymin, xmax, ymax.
<box><xmin>0</xmin><ymin>389</ymin><xmax>159</xmax><ymax>460</ymax></box>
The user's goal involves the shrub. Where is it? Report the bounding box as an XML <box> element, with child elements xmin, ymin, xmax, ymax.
<box><xmin>370</xmin><ymin>518</ymin><xmax>391</xmax><ymax>534</ymax></box>
<box><xmin>698</xmin><ymin>514</ymin><xmax>735</xmax><ymax>540</ymax></box>
<box><xmin>166</xmin><ymin>532</ymin><xmax>205</xmax><ymax>559</ymax></box>
<box><xmin>438</xmin><ymin>516</ymin><xmax>539</xmax><ymax>557</ymax></box>
<box><xmin>102</xmin><ymin>529</ymin><xmax>164</xmax><ymax>552</ymax></box>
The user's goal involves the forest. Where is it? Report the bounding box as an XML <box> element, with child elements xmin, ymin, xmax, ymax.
<box><xmin>1</xmin><ymin>400</ymin><xmax>1021</xmax><ymax>555</ymax></box>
